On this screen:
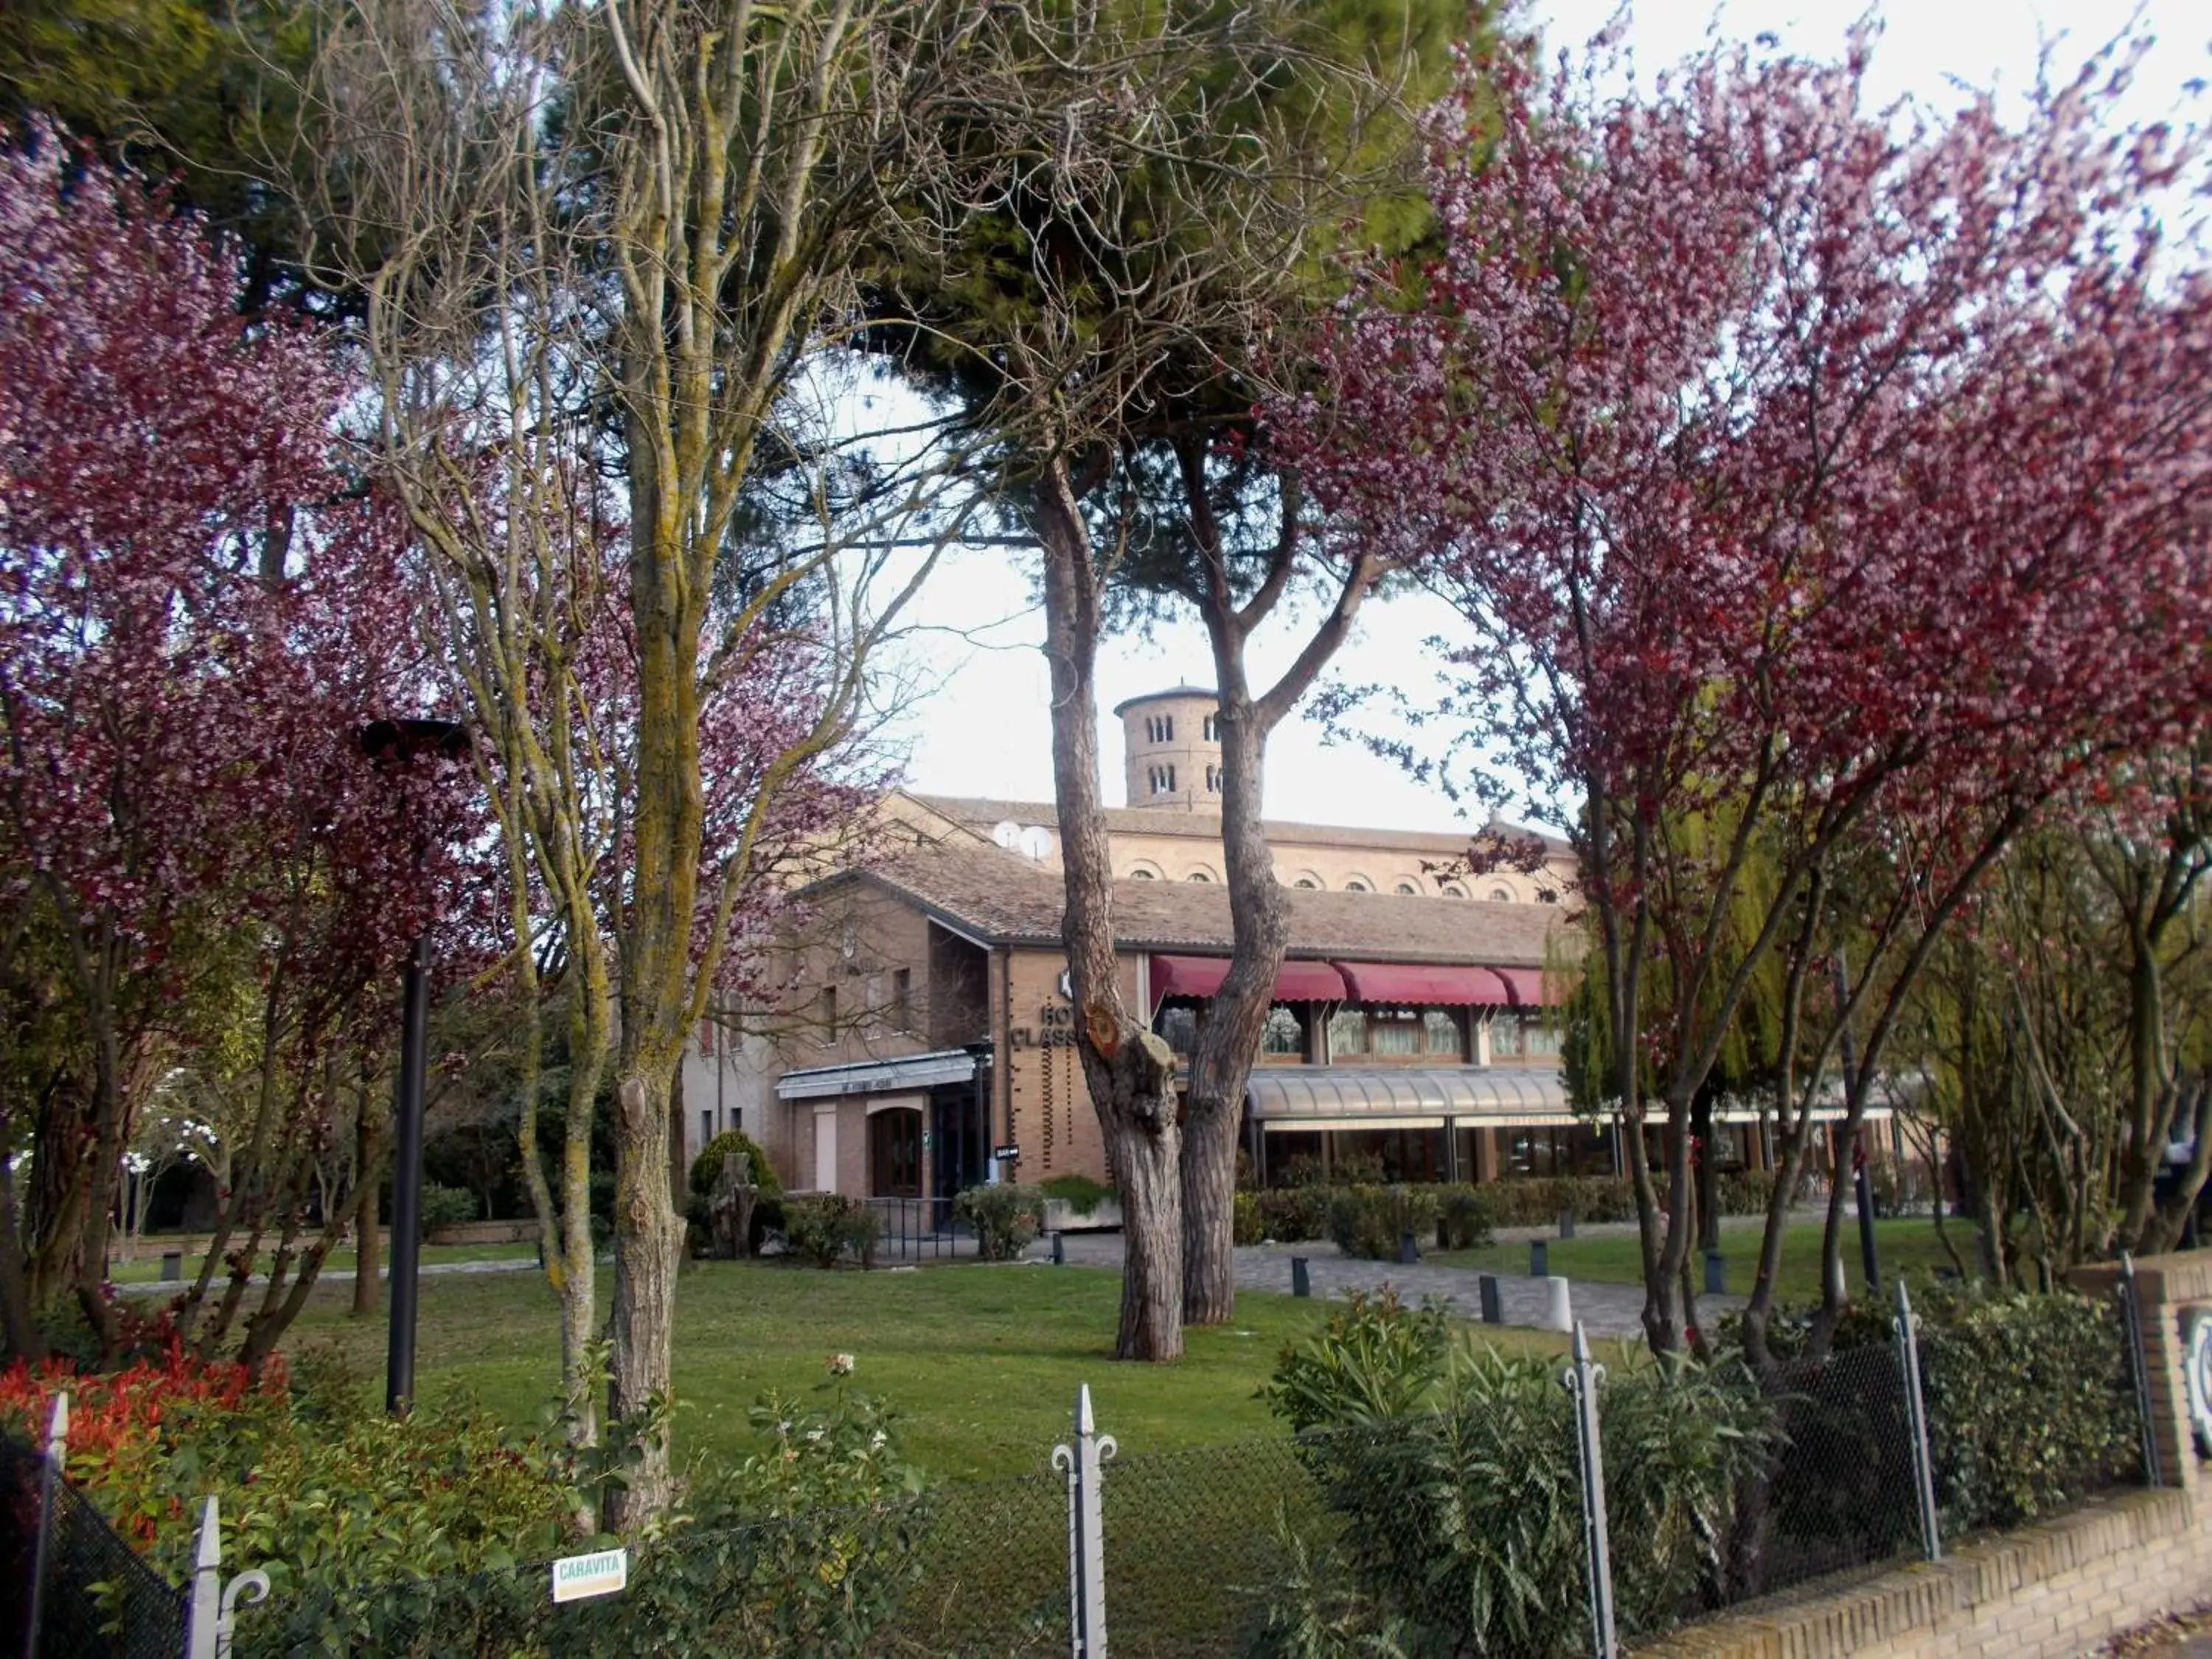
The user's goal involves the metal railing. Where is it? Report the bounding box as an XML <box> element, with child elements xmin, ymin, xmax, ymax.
<box><xmin>862</xmin><ymin>1194</ymin><xmax>979</xmax><ymax>1261</ymax></box>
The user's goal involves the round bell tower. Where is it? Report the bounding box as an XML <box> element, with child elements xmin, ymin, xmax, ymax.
<box><xmin>1113</xmin><ymin>686</ymin><xmax>1222</xmax><ymax>811</ymax></box>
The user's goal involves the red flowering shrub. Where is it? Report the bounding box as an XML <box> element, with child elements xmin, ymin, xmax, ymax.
<box><xmin>0</xmin><ymin>1336</ymin><xmax>289</xmax><ymax>1549</ymax></box>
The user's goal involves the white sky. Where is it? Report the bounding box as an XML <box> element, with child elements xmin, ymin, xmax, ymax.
<box><xmin>882</xmin><ymin>0</ymin><xmax>2212</xmax><ymax>834</ymax></box>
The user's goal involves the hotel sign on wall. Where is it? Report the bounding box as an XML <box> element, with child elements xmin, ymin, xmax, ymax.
<box><xmin>1008</xmin><ymin>1001</ymin><xmax>1079</xmax><ymax>1050</ymax></box>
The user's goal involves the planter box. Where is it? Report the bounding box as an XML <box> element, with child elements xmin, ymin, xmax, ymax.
<box><xmin>1043</xmin><ymin>1197</ymin><xmax>1122</xmax><ymax>1233</ymax></box>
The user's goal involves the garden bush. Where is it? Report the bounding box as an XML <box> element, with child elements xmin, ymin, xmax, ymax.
<box><xmin>1265</xmin><ymin>1292</ymin><xmax>1775</xmax><ymax>1652</ymax></box>
<box><xmin>779</xmin><ymin>1194</ymin><xmax>882</xmax><ymax>1268</ymax></box>
<box><xmin>1433</xmin><ymin>1184</ymin><xmax>1495</xmax><ymax>1250</ymax></box>
<box><xmin>1234</xmin><ymin>1191</ymin><xmax>1265</xmax><ymax>1246</ymax></box>
<box><xmin>951</xmin><ymin>1183</ymin><xmax>1044</xmax><ymax>1261</ymax></box>
<box><xmin>1040</xmin><ymin>1173</ymin><xmax>1114</xmax><ymax>1215</ymax></box>
<box><xmin>1254</xmin><ymin>1187</ymin><xmax>1332</xmax><ymax>1243</ymax></box>
<box><xmin>417</xmin><ymin>1181</ymin><xmax>479</xmax><ymax>1238</ymax></box>
<box><xmin>1823</xmin><ymin>1279</ymin><xmax>2138</xmax><ymax>1532</ymax></box>
<box><xmin>1717</xmin><ymin>1169</ymin><xmax>1780</xmax><ymax>1219</ymax></box>
<box><xmin>0</xmin><ymin>1339</ymin><xmax>574</xmax><ymax>1602</ymax></box>
<box><xmin>247</xmin><ymin>1360</ymin><xmax>926</xmax><ymax>1659</ymax></box>
<box><xmin>1326</xmin><ymin>1186</ymin><xmax>1440</xmax><ymax>1262</ymax></box>
<box><xmin>686</xmin><ymin>1129</ymin><xmax>785</xmax><ymax>1254</ymax></box>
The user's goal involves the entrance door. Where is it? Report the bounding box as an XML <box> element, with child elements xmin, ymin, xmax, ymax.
<box><xmin>813</xmin><ymin>1109</ymin><xmax>837</xmax><ymax>1192</ymax></box>
<box><xmin>869</xmin><ymin>1107</ymin><xmax>924</xmax><ymax>1197</ymax></box>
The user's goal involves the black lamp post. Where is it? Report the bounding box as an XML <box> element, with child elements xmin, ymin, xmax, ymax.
<box><xmin>1832</xmin><ymin>948</ymin><xmax>1881</xmax><ymax>1297</ymax></box>
<box><xmin>358</xmin><ymin>717</ymin><xmax>469</xmax><ymax>1415</ymax></box>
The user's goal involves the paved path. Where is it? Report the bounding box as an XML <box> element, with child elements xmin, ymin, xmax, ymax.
<box><xmin>1031</xmin><ymin>1231</ymin><xmax>1743</xmax><ymax>1343</ymax></box>
<box><xmin>113</xmin><ymin>1256</ymin><xmax>541</xmax><ymax>1295</ymax></box>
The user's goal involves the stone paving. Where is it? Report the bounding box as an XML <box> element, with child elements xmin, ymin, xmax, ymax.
<box><xmin>1032</xmin><ymin>1231</ymin><xmax>1744</xmax><ymax>1343</ymax></box>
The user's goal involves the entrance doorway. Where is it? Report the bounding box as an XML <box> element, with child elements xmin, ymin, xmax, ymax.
<box><xmin>869</xmin><ymin>1107</ymin><xmax>924</xmax><ymax>1197</ymax></box>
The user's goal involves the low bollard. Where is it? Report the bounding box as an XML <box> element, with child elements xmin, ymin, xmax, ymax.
<box><xmin>1558</xmin><ymin>1208</ymin><xmax>1576</xmax><ymax>1240</ymax></box>
<box><xmin>1050</xmin><ymin>1231</ymin><xmax>1065</xmax><ymax>1265</ymax></box>
<box><xmin>161</xmin><ymin>1250</ymin><xmax>183</xmax><ymax>1282</ymax></box>
<box><xmin>1543</xmin><ymin>1276</ymin><xmax>1573</xmax><ymax>1333</ymax></box>
<box><xmin>1478</xmin><ymin>1273</ymin><xmax>1503</xmax><ymax>1325</ymax></box>
<box><xmin>1398</xmin><ymin>1230</ymin><xmax>1419</xmax><ymax>1266</ymax></box>
<box><xmin>1703</xmin><ymin>1249</ymin><xmax>1726</xmax><ymax>1296</ymax></box>
<box><xmin>1290</xmin><ymin>1256</ymin><xmax>1311</xmax><ymax>1298</ymax></box>
<box><xmin>1530</xmin><ymin>1239</ymin><xmax>1548</xmax><ymax>1277</ymax></box>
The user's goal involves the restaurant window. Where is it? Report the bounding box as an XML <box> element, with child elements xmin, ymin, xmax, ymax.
<box><xmin>1423</xmin><ymin>1009</ymin><xmax>1464</xmax><ymax>1058</ymax></box>
<box><xmin>1260</xmin><ymin>1006</ymin><xmax>1305</xmax><ymax>1057</ymax></box>
<box><xmin>1326</xmin><ymin>1006</ymin><xmax>1367</xmax><ymax>1056</ymax></box>
<box><xmin>1157</xmin><ymin>1002</ymin><xmax>1200</xmax><ymax>1055</ymax></box>
<box><xmin>1372</xmin><ymin>1009</ymin><xmax>1422</xmax><ymax>1056</ymax></box>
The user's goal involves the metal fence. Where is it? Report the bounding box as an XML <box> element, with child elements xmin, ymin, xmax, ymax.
<box><xmin>863</xmin><ymin>1195</ymin><xmax>983</xmax><ymax>1262</ymax></box>
<box><xmin>11</xmin><ymin>1273</ymin><xmax>2157</xmax><ymax>1659</ymax></box>
<box><xmin>1</xmin><ymin>1407</ymin><xmax>185</xmax><ymax>1659</ymax></box>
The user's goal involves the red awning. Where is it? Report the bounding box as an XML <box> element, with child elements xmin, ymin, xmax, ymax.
<box><xmin>1329</xmin><ymin>962</ymin><xmax>1503</xmax><ymax>1006</ymax></box>
<box><xmin>1150</xmin><ymin>955</ymin><xmax>1348</xmax><ymax>1003</ymax></box>
<box><xmin>1485</xmin><ymin>966</ymin><xmax>1553</xmax><ymax>1006</ymax></box>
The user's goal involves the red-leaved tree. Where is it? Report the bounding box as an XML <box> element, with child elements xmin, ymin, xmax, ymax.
<box><xmin>1273</xmin><ymin>29</ymin><xmax>2212</xmax><ymax>1353</ymax></box>
<box><xmin>0</xmin><ymin>138</ymin><xmax>472</xmax><ymax>1365</ymax></box>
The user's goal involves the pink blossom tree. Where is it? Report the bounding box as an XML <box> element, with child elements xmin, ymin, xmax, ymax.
<box><xmin>0</xmin><ymin>139</ymin><xmax>473</xmax><ymax>1363</ymax></box>
<box><xmin>1273</xmin><ymin>29</ymin><xmax>2212</xmax><ymax>1354</ymax></box>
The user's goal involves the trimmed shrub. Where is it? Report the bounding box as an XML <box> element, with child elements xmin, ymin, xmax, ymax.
<box><xmin>952</xmin><ymin>1183</ymin><xmax>1044</xmax><ymax>1261</ymax></box>
<box><xmin>1233</xmin><ymin>1190</ymin><xmax>1265</xmax><ymax>1246</ymax></box>
<box><xmin>1433</xmin><ymin>1184</ymin><xmax>1495</xmax><ymax>1250</ymax></box>
<box><xmin>1717</xmin><ymin>1168</ymin><xmax>1781</xmax><ymax>1219</ymax></box>
<box><xmin>1848</xmin><ymin>1280</ymin><xmax>2135</xmax><ymax>1531</ymax></box>
<box><xmin>686</xmin><ymin>1129</ymin><xmax>785</xmax><ymax>1255</ymax></box>
<box><xmin>689</xmin><ymin>1129</ymin><xmax>782</xmax><ymax>1200</ymax></box>
<box><xmin>1040</xmin><ymin>1173</ymin><xmax>1115</xmax><ymax>1215</ymax></box>
<box><xmin>1326</xmin><ymin>1186</ymin><xmax>1441</xmax><ymax>1262</ymax></box>
<box><xmin>779</xmin><ymin>1194</ymin><xmax>881</xmax><ymax>1268</ymax></box>
<box><xmin>1478</xmin><ymin>1174</ymin><xmax>1639</xmax><ymax>1228</ymax></box>
<box><xmin>418</xmin><ymin>1182</ymin><xmax>479</xmax><ymax>1238</ymax></box>
<box><xmin>1256</xmin><ymin>1186</ymin><xmax>1332</xmax><ymax>1243</ymax></box>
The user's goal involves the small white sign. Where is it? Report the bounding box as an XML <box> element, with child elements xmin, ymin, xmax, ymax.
<box><xmin>551</xmin><ymin>1547</ymin><xmax>628</xmax><ymax>1604</ymax></box>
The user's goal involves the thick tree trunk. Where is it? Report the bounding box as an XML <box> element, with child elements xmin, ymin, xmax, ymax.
<box><xmin>1181</xmin><ymin>694</ymin><xmax>1284</xmax><ymax>1325</ymax></box>
<box><xmin>1036</xmin><ymin>456</ymin><xmax>1183</xmax><ymax>1360</ymax></box>
<box><xmin>607</xmin><ymin>1071</ymin><xmax>686</xmax><ymax>1526</ymax></box>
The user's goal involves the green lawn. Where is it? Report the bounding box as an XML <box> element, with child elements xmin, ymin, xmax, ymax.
<box><xmin>107</xmin><ymin>1240</ymin><xmax>538</xmax><ymax>1283</ymax></box>
<box><xmin>1435</xmin><ymin>1216</ymin><xmax>1966</xmax><ymax>1304</ymax></box>
<box><xmin>277</xmin><ymin>1259</ymin><xmax>1567</xmax><ymax>1481</ymax></box>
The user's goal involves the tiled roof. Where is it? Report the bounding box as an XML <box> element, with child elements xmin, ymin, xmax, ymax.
<box><xmin>902</xmin><ymin>790</ymin><xmax>1573</xmax><ymax>859</ymax></box>
<box><xmin>824</xmin><ymin>839</ymin><xmax>1570</xmax><ymax>967</ymax></box>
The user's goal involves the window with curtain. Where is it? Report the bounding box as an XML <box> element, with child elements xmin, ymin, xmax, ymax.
<box><xmin>1327</xmin><ymin>1008</ymin><xmax>1367</xmax><ymax>1055</ymax></box>
<box><xmin>1260</xmin><ymin>1006</ymin><xmax>1305</xmax><ymax>1056</ymax></box>
<box><xmin>1372</xmin><ymin>1010</ymin><xmax>1422</xmax><ymax>1055</ymax></box>
<box><xmin>1423</xmin><ymin>1010</ymin><xmax>1463</xmax><ymax>1057</ymax></box>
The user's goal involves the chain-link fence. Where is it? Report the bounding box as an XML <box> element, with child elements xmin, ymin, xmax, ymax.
<box><xmin>1</xmin><ymin>1433</ymin><xmax>185</xmax><ymax>1659</ymax></box>
<box><xmin>10</xmin><ymin>1276</ymin><xmax>2160</xmax><ymax>1659</ymax></box>
<box><xmin>243</xmin><ymin>1468</ymin><xmax>1072</xmax><ymax>1659</ymax></box>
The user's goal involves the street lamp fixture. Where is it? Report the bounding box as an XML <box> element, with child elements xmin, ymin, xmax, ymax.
<box><xmin>358</xmin><ymin>717</ymin><xmax>469</xmax><ymax>1415</ymax></box>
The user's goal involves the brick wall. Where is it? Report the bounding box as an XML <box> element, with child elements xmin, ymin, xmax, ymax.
<box><xmin>1638</xmin><ymin>1247</ymin><xmax>2212</xmax><ymax>1659</ymax></box>
<box><xmin>1632</xmin><ymin>1487</ymin><xmax>2209</xmax><ymax>1659</ymax></box>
